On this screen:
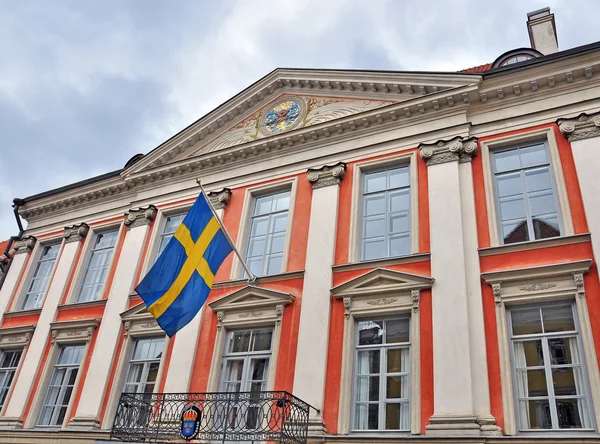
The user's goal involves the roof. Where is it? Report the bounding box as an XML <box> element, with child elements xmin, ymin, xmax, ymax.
<box><xmin>0</xmin><ymin>240</ymin><xmax>11</xmax><ymax>263</ymax></box>
<box><xmin>460</xmin><ymin>63</ymin><xmax>492</xmax><ymax>73</ymax></box>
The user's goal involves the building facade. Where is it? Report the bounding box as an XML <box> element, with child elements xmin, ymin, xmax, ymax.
<box><xmin>1</xmin><ymin>8</ymin><xmax>600</xmax><ymax>444</ymax></box>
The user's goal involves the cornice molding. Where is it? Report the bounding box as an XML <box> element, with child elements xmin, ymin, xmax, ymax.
<box><xmin>307</xmin><ymin>162</ymin><xmax>346</xmax><ymax>189</ymax></box>
<box><xmin>13</xmin><ymin>236</ymin><xmax>36</xmax><ymax>255</ymax></box>
<box><xmin>207</xmin><ymin>188</ymin><xmax>231</xmax><ymax>210</ymax></box>
<box><xmin>419</xmin><ymin>136</ymin><xmax>478</xmax><ymax>166</ymax></box>
<box><xmin>557</xmin><ymin>111</ymin><xmax>600</xmax><ymax>141</ymax></box>
<box><xmin>124</xmin><ymin>205</ymin><xmax>157</xmax><ymax>229</ymax></box>
<box><xmin>63</xmin><ymin>223</ymin><xmax>89</xmax><ymax>243</ymax></box>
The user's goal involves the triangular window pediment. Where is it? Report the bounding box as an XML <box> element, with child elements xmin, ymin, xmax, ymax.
<box><xmin>209</xmin><ymin>285</ymin><xmax>294</xmax><ymax>313</ymax></box>
<box><xmin>331</xmin><ymin>268</ymin><xmax>433</xmax><ymax>298</ymax></box>
<box><xmin>120</xmin><ymin>302</ymin><xmax>153</xmax><ymax>321</ymax></box>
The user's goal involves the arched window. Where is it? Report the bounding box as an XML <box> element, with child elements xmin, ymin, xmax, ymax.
<box><xmin>492</xmin><ymin>48</ymin><xmax>543</xmax><ymax>69</ymax></box>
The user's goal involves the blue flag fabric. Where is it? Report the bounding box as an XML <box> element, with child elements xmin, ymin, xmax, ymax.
<box><xmin>135</xmin><ymin>192</ymin><xmax>233</xmax><ymax>337</ymax></box>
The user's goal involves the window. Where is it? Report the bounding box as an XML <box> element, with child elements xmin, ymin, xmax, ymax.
<box><xmin>509</xmin><ymin>304</ymin><xmax>593</xmax><ymax>430</ymax></box>
<box><xmin>0</xmin><ymin>350</ymin><xmax>22</xmax><ymax>409</ymax></box>
<box><xmin>220</xmin><ymin>329</ymin><xmax>272</xmax><ymax>394</ymax></box>
<box><xmin>353</xmin><ymin>318</ymin><xmax>410</xmax><ymax>431</ymax></box>
<box><xmin>76</xmin><ymin>230</ymin><xmax>119</xmax><ymax>302</ymax></box>
<box><xmin>157</xmin><ymin>213</ymin><xmax>185</xmax><ymax>257</ymax></box>
<box><xmin>37</xmin><ymin>345</ymin><xmax>84</xmax><ymax>427</ymax></box>
<box><xmin>361</xmin><ymin>166</ymin><xmax>411</xmax><ymax>261</ymax></box>
<box><xmin>500</xmin><ymin>54</ymin><xmax>534</xmax><ymax>66</ymax></box>
<box><xmin>21</xmin><ymin>243</ymin><xmax>60</xmax><ymax>310</ymax></box>
<box><xmin>123</xmin><ymin>337</ymin><xmax>164</xmax><ymax>394</ymax></box>
<box><xmin>244</xmin><ymin>191</ymin><xmax>290</xmax><ymax>277</ymax></box>
<box><xmin>492</xmin><ymin>142</ymin><xmax>562</xmax><ymax>245</ymax></box>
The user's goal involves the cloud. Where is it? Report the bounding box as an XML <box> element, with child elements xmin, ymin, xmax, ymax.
<box><xmin>0</xmin><ymin>0</ymin><xmax>598</xmax><ymax>237</ymax></box>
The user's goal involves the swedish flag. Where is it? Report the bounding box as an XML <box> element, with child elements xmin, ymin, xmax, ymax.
<box><xmin>135</xmin><ymin>192</ymin><xmax>232</xmax><ymax>337</ymax></box>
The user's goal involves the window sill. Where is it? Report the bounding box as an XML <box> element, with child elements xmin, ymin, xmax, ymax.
<box><xmin>213</xmin><ymin>270</ymin><xmax>305</xmax><ymax>289</ymax></box>
<box><xmin>333</xmin><ymin>253</ymin><xmax>431</xmax><ymax>272</ymax></box>
<box><xmin>57</xmin><ymin>298</ymin><xmax>107</xmax><ymax>310</ymax></box>
<box><xmin>479</xmin><ymin>233</ymin><xmax>591</xmax><ymax>257</ymax></box>
<box><xmin>4</xmin><ymin>308</ymin><xmax>42</xmax><ymax>318</ymax></box>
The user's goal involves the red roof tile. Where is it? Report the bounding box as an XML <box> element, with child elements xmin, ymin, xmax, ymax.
<box><xmin>460</xmin><ymin>63</ymin><xmax>492</xmax><ymax>73</ymax></box>
<box><xmin>0</xmin><ymin>240</ymin><xmax>9</xmax><ymax>263</ymax></box>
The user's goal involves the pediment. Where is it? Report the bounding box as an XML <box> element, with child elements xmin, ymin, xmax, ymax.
<box><xmin>209</xmin><ymin>285</ymin><xmax>294</xmax><ymax>313</ymax></box>
<box><xmin>331</xmin><ymin>268</ymin><xmax>434</xmax><ymax>298</ymax></box>
<box><xmin>123</xmin><ymin>68</ymin><xmax>477</xmax><ymax>177</ymax></box>
<box><xmin>121</xmin><ymin>302</ymin><xmax>152</xmax><ymax>321</ymax></box>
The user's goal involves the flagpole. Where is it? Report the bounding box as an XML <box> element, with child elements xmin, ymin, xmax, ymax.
<box><xmin>196</xmin><ymin>179</ymin><xmax>257</xmax><ymax>283</ymax></box>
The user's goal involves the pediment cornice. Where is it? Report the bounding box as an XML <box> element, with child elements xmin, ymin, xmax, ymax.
<box><xmin>331</xmin><ymin>267</ymin><xmax>434</xmax><ymax>298</ymax></box>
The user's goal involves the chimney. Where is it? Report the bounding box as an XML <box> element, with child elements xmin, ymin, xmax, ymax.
<box><xmin>527</xmin><ymin>7</ymin><xmax>558</xmax><ymax>55</ymax></box>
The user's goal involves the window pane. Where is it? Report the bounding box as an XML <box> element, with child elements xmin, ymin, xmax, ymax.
<box><xmin>522</xmin><ymin>399</ymin><xmax>552</xmax><ymax>429</ymax></box>
<box><xmin>126</xmin><ymin>363</ymin><xmax>144</xmax><ymax>384</ymax></box>
<box><xmin>269</xmin><ymin>234</ymin><xmax>286</xmax><ymax>255</ymax></box>
<box><xmin>516</xmin><ymin>369</ymin><xmax>548</xmax><ymax>397</ymax></box>
<box><xmin>357</xmin><ymin>350</ymin><xmax>380</xmax><ymax>375</ymax></box>
<box><xmin>525</xmin><ymin>168</ymin><xmax>553</xmax><ymax>193</ymax></box>
<box><xmin>253</xmin><ymin>331</ymin><xmax>272</xmax><ymax>352</ymax></box>
<box><xmin>364</xmin><ymin>216</ymin><xmax>385</xmax><ymax>239</ymax></box>
<box><xmin>514</xmin><ymin>340</ymin><xmax>544</xmax><ymax>367</ymax></box>
<box><xmin>364</xmin><ymin>195</ymin><xmax>385</xmax><ymax>216</ymax></box>
<box><xmin>389</xmin><ymin>190</ymin><xmax>409</xmax><ymax>213</ymax></box>
<box><xmin>230</xmin><ymin>332</ymin><xmax>251</xmax><ymax>353</ymax></box>
<box><xmin>385</xmin><ymin>403</ymin><xmax>400</xmax><ymax>429</ymax></box>
<box><xmin>364</xmin><ymin>171</ymin><xmax>387</xmax><ymax>193</ymax></box>
<box><xmin>556</xmin><ymin>399</ymin><xmax>587</xmax><ymax>429</ymax></box>
<box><xmin>272</xmin><ymin>213</ymin><xmax>288</xmax><ymax>233</ymax></box>
<box><xmin>520</xmin><ymin>144</ymin><xmax>548</xmax><ymax>168</ymax></box>
<box><xmin>389</xmin><ymin>213</ymin><xmax>409</xmax><ymax>234</ymax></box>
<box><xmin>548</xmin><ymin>337</ymin><xmax>577</xmax><ymax>365</ymax></box>
<box><xmin>247</xmin><ymin>236</ymin><xmax>266</xmax><ymax>258</ymax></box>
<box><xmin>274</xmin><ymin>192</ymin><xmax>291</xmax><ymax>211</ymax></box>
<box><xmin>385</xmin><ymin>319</ymin><xmax>410</xmax><ymax>344</ymax></box>
<box><xmin>363</xmin><ymin>238</ymin><xmax>385</xmax><ymax>261</ymax></box>
<box><xmin>266</xmin><ymin>254</ymin><xmax>283</xmax><ymax>275</ymax></box>
<box><xmin>249</xmin><ymin>358</ymin><xmax>269</xmax><ymax>382</ymax></box>
<box><xmin>358</xmin><ymin>321</ymin><xmax>383</xmax><ymax>346</ymax></box>
<box><xmin>502</xmin><ymin>220</ymin><xmax>529</xmax><ymax>244</ymax></box>
<box><xmin>533</xmin><ymin>217</ymin><xmax>560</xmax><ymax>240</ymax></box>
<box><xmin>250</xmin><ymin>216</ymin><xmax>269</xmax><ymax>237</ymax></box>
<box><xmin>223</xmin><ymin>360</ymin><xmax>245</xmax><ymax>382</ymax></box>
<box><xmin>497</xmin><ymin>173</ymin><xmax>523</xmax><ymax>197</ymax></box>
<box><xmin>386</xmin><ymin>376</ymin><xmax>408</xmax><ymax>399</ymax></box>
<box><xmin>512</xmin><ymin>308</ymin><xmax>542</xmax><ymax>336</ymax></box>
<box><xmin>499</xmin><ymin>197</ymin><xmax>527</xmax><ymax>222</ymax></box>
<box><xmin>387</xmin><ymin>349</ymin><xmax>409</xmax><ymax>373</ymax></box>
<box><xmin>494</xmin><ymin>149</ymin><xmax>520</xmax><ymax>173</ymax></box>
<box><xmin>355</xmin><ymin>404</ymin><xmax>378</xmax><ymax>430</ymax></box>
<box><xmin>389</xmin><ymin>235</ymin><xmax>410</xmax><ymax>257</ymax></box>
<box><xmin>388</xmin><ymin>168</ymin><xmax>409</xmax><ymax>189</ymax></box>
<box><xmin>542</xmin><ymin>306</ymin><xmax>575</xmax><ymax>333</ymax></box>
<box><xmin>254</xmin><ymin>195</ymin><xmax>273</xmax><ymax>216</ymax></box>
<box><xmin>146</xmin><ymin>363</ymin><xmax>160</xmax><ymax>385</ymax></box>
<box><xmin>552</xmin><ymin>367</ymin><xmax>581</xmax><ymax>396</ymax></box>
<box><xmin>356</xmin><ymin>376</ymin><xmax>379</xmax><ymax>401</ymax></box>
<box><xmin>529</xmin><ymin>193</ymin><xmax>557</xmax><ymax>218</ymax></box>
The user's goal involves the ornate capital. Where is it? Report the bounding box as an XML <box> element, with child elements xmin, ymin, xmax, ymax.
<box><xmin>307</xmin><ymin>162</ymin><xmax>346</xmax><ymax>189</ymax></box>
<box><xmin>124</xmin><ymin>205</ymin><xmax>157</xmax><ymax>229</ymax></box>
<box><xmin>12</xmin><ymin>236</ymin><xmax>37</xmax><ymax>254</ymax></box>
<box><xmin>63</xmin><ymin>223</ymin><xmax>89</xmax><ymax>243</ymax></box>
<box><xmin>558</xmin><ymin>112</ymin><xmax>600</xmax><ymax>141</ymax></box>
<box><xmin>207</xmin><ymin>188</ymin><xmax>232</xmax><ymax>210</ymax></box>
<box><xmin>419</xmin><ymin>136</ymin><xmax>478</xmax><ymax>166</ymax></box>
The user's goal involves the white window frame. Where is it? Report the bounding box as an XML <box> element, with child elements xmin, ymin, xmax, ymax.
<box><xmin>482</xmin><ymin>260</ymin><xmax>600</xmax><ymax>435</ymax></box>
<box><xmin>480</xmin><ymin>127</ymin><xmax>574</xmax><ymax>247</ymax></box>
<box><xmin>351</xmin><ymin>316</ymin><xmax>411</xmax><ymax>432</ymax></box>
<box><xmin>26</xmin><ymin>319</ymin><xmax>99</xmax><ymax>429</ymax></box>
<box><xmin>19</xmin><ymin>242</ymin><xmax>62</xmax><ymax>311</ymax></box>
<box><xmin>67</xmin><ymin>223</ymin><xmax>124</xmax><ymax>305</ymax></box>
<box><xmin>349</xmin><ymin>152</ymin><xmax>419</xmax><ymax>263</ymax></box>
<box><xmin>331</xmin><ymin>267</ymin><xmax>433</xmax><ymax>435</ymax></box>
<box><xmin>231</xmin><ymin>178</ymin><xmax>297</xmax><ymax>280</ymax></box>
<box><xmin>0</xmin><ymin>324</ymin><xmax>35</xmax><ymax>415</ymax></box>
<box><xmin>102</xmin><ymin>305</ymin><xmax>168</xmax><ymax>429</ymax></box>
<box><xmin>123</xmin><ymin>337</ymin><xmax>166</xmax><ymax>395</ymax></box>
<box><xmin>206</xmin><ymin>286</ymin><xmax>294</xmax><ymax>393</ymax></box>
<box><xmin>0</xmin><ymin>349</ymin><xmax>22</xmax><ymax>411</ymax></box>
<box><xmin>507</xmin><ymin>302</ymin><xmax>594</xmax><ymax>431</ymax></box>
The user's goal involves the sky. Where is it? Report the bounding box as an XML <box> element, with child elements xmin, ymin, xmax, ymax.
<box><xmin>0</xmin><ymin>0</ymin><xmax>599</xmax><ymax>238</ymax></box>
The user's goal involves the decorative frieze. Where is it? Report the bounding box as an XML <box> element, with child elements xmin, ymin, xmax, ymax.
<box><xmin>207</xmin><ymin>188</ymin><xmax>232</xmax><ymax>210</ymax></box>
<box><xmin>0</xmin><ymin>325</ymin><xmax>36</xmax><ymax>348</ymax></box>
<box><xmin>12</xmin><ymin>236</ymin><xmax>36</xmax><ymax>255</ymax></box>
<box><xmin>63</xmin><ymin>223</ymin><xmax>89</xmax><ymax>243</ymax></box>
<box><xmin>419</xmin><ymin>136</ymin><xmax>478</xmax><ymax>166</ymax></box>
<box><xmin>124</xmin><ymin>205</ymin><xmax>157</xmax><ymax>229</ymax></box>
<box><xmin>558</xmin><ymin>112</ymin><xmax>600</xmax><ymax>141</ymax></box>
<box><xmin>367</xmin><ymin>298</ymin><xmax>397</xmax><ymax>306</ymax></box>
<box><xmin>519</xmin><ymin>283</ymin><xmax>556</xmax><ymax>291</ymax></box>
<box><xmin>307</xmin><ymin>162</ymin><xmax>346</xmax><ymax>189</ymax></box>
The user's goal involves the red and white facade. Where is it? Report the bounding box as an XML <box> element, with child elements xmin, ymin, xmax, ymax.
<box><xmin>1</xmin><ymin>8</ymin><xmax>600</xmax><ymax>443</ymax></box>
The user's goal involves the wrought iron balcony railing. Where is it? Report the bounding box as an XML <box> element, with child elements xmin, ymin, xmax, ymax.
<box><xmin>110</xmin><ymin>391</ymin><xmax>311</xmax><ymax>443</ymax></box>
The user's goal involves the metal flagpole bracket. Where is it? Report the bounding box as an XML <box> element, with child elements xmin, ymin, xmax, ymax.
<box><xmin>196</xmin><ymin>179</ymin><xmax>258</xmax><ymax>283</ymax></box>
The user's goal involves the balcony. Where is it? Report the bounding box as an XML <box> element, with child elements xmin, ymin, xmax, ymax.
<box><xmin>110</xmin><ymin>391</ymin><xmax>312</xmax><ymax>443</ymax></box>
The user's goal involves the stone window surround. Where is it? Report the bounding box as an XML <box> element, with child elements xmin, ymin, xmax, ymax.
<box><xmin>64</xmin><ymin>221</ymin><xmax>125</xmax><ymax>305</ymax></box>
<box><xmin>482</xmin><ymin>259</ymin><xmax>600</xmax><ymax>436</ymax></box>
<box><xmin>348</xmin><ymin>151</ymin><xmax>419</xmax><ymax>263</ymax></box>
<box><xmin>102</xmin><ymin>304</ymin><xmax>169</xmax><ymax>429</ymax></box>
<box><xmin>230</xmin><ymin>177</ymin><xmax>298</xmax><ymax>280</ymax></box>
<box><xmin>25</xmin><ymin>318</ymin><xmax>100</xmax><ymax>429</ymax></box>
<box><xmin>479</xmin><ymin>127</ymin><xmax>574</xmax><ymax>247</ymax></box>
<box><xmin>8</xmin><ymin>235</ymin><xmax>64</xmax><ymax>313</ymax></box>
<box><xmin>205</xmin><ymin>285</ymin><xmax>294</xmax><ymax>393</ymax></box>
<box><xmin>331</xmin><ymin>267</ymin><xmax>434</xmax><ymax>436</ymax></box>
<box><xmin>0</xmin><ymin>324</ymin><xmax>36</xmax><ymax>416</ymax></box>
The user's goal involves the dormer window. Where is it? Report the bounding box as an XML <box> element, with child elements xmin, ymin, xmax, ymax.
<box><xmin>492</xmin><ymin>48</ymin><xmax>543</xmax><ymax>69</ymax></box>
<box><xmin>500</xmin><ymin>54</ymin><xmax>534</xmax><ymax>66</ymax></box>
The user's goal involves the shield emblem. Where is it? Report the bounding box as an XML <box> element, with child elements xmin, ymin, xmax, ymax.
<box><xmin>180</xmin><ymin>405</ymin><xmax>201</xmax><ymax>440</ymax></box>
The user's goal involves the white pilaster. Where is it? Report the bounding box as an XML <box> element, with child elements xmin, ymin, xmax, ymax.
<box><xmin>163</xmin><ymin>190</ymin><xmax>230</xmax><ymax>393</ymax></box>
<box><xmin>0</xmin><ymin>232</ymin><xmax>82</xmax><ymax>428</ymax></box>
<box><xmin>420</xmin><ymin>138</ymin><xmax>480</xmax><ymax>435</ymax></box>
<box><xmin>559</xmin><ymin>113</ymin><xmax>600</xmax><ymax>264</ymax></box>
<box><xmin>293</xmin><ymin>163</ymin><xmax>345</xmax><ymax>434</ymax></box>
<box><xmin>458</xmin><ymin>142</ymin><xmax>500</xmax><ymax>435</ymax></box>
<box><xmin>0</xmin><ymin>237</ymin><xmax>36</xmax><ymax>318</ymax></box>
<box><xmin>69</xmin><ymin>206</ymin><xmax>155</xmax><ymax>430</ymax></box>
